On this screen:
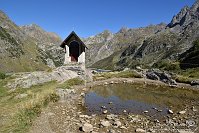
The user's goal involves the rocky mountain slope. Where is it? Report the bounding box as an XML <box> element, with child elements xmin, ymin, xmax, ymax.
<box><xmin>86</xmin><ymin>0</ymin><xmax>199</xmax><ymax>70</ymax></box>
<box><xmin>0</xmin><ymin>11</ymin><xmax>64</xmax><ymax>73</ymax></box>
<box><xmin>21</xmin><ymin>24</ymin><xmax>64</xmax><ymax>68</ymax></box>
<box><xmin>84</xmin><ymin>24</ymin><xmax>166</xmax><ymax>67</ymax></box>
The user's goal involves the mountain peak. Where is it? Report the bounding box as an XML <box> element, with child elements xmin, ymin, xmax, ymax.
<box><xmin>191</xmin><ymin>0</ymin><xmax>199</xmax><ymax>12</ymax></box>
<box><xmin>21</xmin><ymin>24</ymin><xmax>62</xmax><ymax>44</ymax></box>
<box><xmin>118</xmin><ymin>27</ymin><xmax>129</xmax><ymax>33</ymax></box>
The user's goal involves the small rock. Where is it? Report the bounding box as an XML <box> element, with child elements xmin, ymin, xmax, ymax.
<box><xmin>178</xmin><ymin>110</ymin><xmax>186</xmax><ymax>114</ymax></box>
<box><xmin>120</xmin><ymin>126</ymin><xmax>127</xmax><ymax>129</ymax></box>
<box><xmin>108</xmin><ymin>129</ymin><xmax>116</xmax><ymax>133</ymax></box>
<box><xmin>80</xmin><ymin>92</ymin><xmax>85</xmax><ymax>97</ymax></box>
<box><xmin>48</xmin><ymin>112</ymin><xmax>55</xmax><ymax>116</ymax></box>
<box><xmin>101</xmin><ymin>120</ymin><xmax>111</xmax><ymax>127</ymax></box>
<box><xmin>81</xmin><ymin>123</ymin><xmax>93</xmax><ymax>132</ymax></box>
<box><xmin>101</xmin><ymin>106</ymin><xmax>106</xmax><ymax>109</ymax></box>
<box><xmin>106</xmin><ymin>114</ymin><xmax>117</xmax><ymax>120</ymax></box>
<box><xmin>110</xmin><ymin>81</ymin><xmax>114</xmax><ymax>84</ymax></box>
<box><xmin>79</xmin><ymin>115</ymin><xmax>91</xmax><ymax>119</ymax></box>
<box><xmin>143</xmin><ymin>110</ymin><xmax>148</xmax><ymax>113</ymax></box>
<box><xmin>157</xmin><ymin>109</ymin><xmax>162</xmax><ymax>112</ymax></box>
<box><xmin>62</xmin><ymin>111</ymin><xmax>65</xmax><ymax>115</ymax></box>
<box><xmin>168</xmin><ymin>109</ymin><xmax>173</xmax><ymax>114</ymax></box>
<box><xmin>178</xmin><ymin>129</ymin><xmax>194</xmax><ymax>133</ymax></box>
<box><xmin>103</xmin><ymin>110</ymin><xmax>108</xmax><ymax>114</ymax></box>
<box><xmin>104</xmin><ymin>82</ymin><xmax>108</xmax><ymax>85</ymax></box>
<box><xmin>186</xmin><ymin>120</ymin><xmax>195</xmax><ymax>127</ymax></box>
<box><xmin>109</xmin><ymin>102</ymin><xmax>113</xmax><ymax>104</ymax></box>
<box><xmin>82</xmin><ymin>88</ymin><xmax>87</xmax><ymax>91</ymax></box>
<box><xmin>135</xmin><ymin>128</ymin><xmax>145</xmax><ymax>132</ymax></box>
<box><xmin>113</xmin><ymin>120</ymin><xmax>122</xmax><ymax>127</ymax></box>
<box><xmin>154</xmin><ymin>119</ymin><xmax>159</xmax><ymax>123</ymax></box>
<box><xmin>192</xmin><ymin>106</ymin><xmax>197</xmax><ymax>112</ymax></box>
<box><xmin>15</xmin><ymin>93</ymin><xmax>28</xmax><ymax>99</ymax></box>
<box><xmin>123</xmin><ymin>110</ymin><xmax>127</xmax><ymax>113</ymax></box>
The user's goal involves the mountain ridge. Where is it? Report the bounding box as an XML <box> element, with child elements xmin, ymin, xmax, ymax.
<box><xmin>0</xmin><ymin>10</ymin><xmax>64</xmax><ymax>72</ymax></box>
<box><xmin>87</xmin><ymin>0</ymin><xmax>199</xmax><ymax>70</ymax></box>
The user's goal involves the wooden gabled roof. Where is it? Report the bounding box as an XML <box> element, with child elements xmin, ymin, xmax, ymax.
<box><xmin>60</xmin><ymin>31</ymin><xmax>87</xmax><ymax>48</ymax></box>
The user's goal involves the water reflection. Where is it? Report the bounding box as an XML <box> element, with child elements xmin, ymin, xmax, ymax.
<box><xmin>85</xmin><ymin>83</ymin><xmax>199</xmax><ymax>120</ymax></box>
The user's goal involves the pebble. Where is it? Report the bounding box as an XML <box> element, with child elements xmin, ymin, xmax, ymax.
<box><xmin>79</xmin><ymin>115</ymin><xmax>91</xmax><ymax>119</ymax></box>
<box><xmin>178</xmin><ymin>110</ymin><xmax>186</xmax><ymax>114</ymax></box>
<box><xmin>120</xmin><ymin>126</ymin><xmax>127</xmax><ymax>129</ymax></box>
<box><xmin>80</xmin><ymin>92</ymin><xmax>85</xmax><ymax>97</ymax></box>
<box><xmin>113</xmin><ymin>120</ymin><xmax>122</xmax><ymax>127</ymax></box>
<box><xmin>81</xmin><ymin>123</ymin><xmax>93</xmax><ymax>132</ymax></box>
<box><xmin>178</xmin><ymin>129</ymin><xmax>194</xmax><ymax>133</ymax></box>
<box><xmin>101</xmin><ymin>106</ymin><xmax>106</xmax><ymax>109</ymax></box>
<box><xmin>108</xmin><ymin>129</ymin><xmax>116</xmax><ymax>133</ymax></box>
<box><xmin>135</xmin><ymin>128</ymin><xmax>145</xmax><ymax>132</ymax></box>
<box><xmin>123</xmin><ymin>110</ymin><xmax>127</xmax><ymax>113</ymax></box>
<box><xmin>143</xmin><ymin>110</ymin><xmax>148</xmax><ymax>113</ymax></box>
<box><xmin>82</xmin><ymin>88</ymin><xmax>87</xmax><ymax>91</ymax></box>
<box><xmin>103</xmin><ymin>110</ymin><xmax>108</xmax><ymax>114</ymax></box>
<box><xmin>192</xmin><ymin>106</ymin><xmax>197</xmax><ymax>112</ymax></box>
<box><xmin>104</xmin><ymin>82</ymin><xmax>108</xmax><ymax>85</ymax></box>
<box><xmin>106</xmin><ymin>114</ymin><xmax>117</xmax><ymax>120</ymax></box>
<box><xmin>168</xmin><ymin>109</ymin><xmax>173</xmax><ymax>114</ymax></box>
<box><xmin>101</xmin><ymin>120</ymin><xmax>111</xmax><ymax>127</ymax></box>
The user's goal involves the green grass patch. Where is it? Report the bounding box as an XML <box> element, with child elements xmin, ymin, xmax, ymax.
<box><xmin>93</xmin><ymin>70</ymin><xmax>142</xmax><ymax>81</ymax></box>
<box><xmin>0</xmin><ymin>80</ymin><xmax>60</xmax><ymax>133</ymax></box>
<box><xmin>174</xmin><ymin>76</ymin><xmax>193</xmax><ymax>84</ymax></box>
<box><xmin>14</xmin><ymin>92</ymin><xmax>59</xmax><ymax>132</ymax></box>
<box><xmin>58</xmin><ymin>78</ymin><xmax>84</xmax><ymax>89</ymax></box>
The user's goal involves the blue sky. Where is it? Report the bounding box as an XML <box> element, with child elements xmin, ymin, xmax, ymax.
<box><xmin>0</xmin><ymin>0</ymin><xmax>196</xmax><ymax>39</ymax></box>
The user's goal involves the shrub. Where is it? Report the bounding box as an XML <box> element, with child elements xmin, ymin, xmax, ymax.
<box><xmin>174</xmin><ymin>76</ymin><xmax>192</xmax><ymax>84</ymax></box>
<box><xmin>0</xmin><ymin>72</ymin><xmax>6</xmax><ymax>79</ymax></box>
<box><xmin>153</xmin><ymin>60</ymin><xmax>180</xmax><ymax>71</ymax></box>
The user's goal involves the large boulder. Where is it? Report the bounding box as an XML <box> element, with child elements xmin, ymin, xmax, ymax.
<box><xmin>146</xmin><ymin>69</ymin><xmax>177</xmax><ymax>85</ymax></box>
<box><xmin>190</xmin><ymin>80</ymin><xmax>199</xmax><ymax>86</ymax></box>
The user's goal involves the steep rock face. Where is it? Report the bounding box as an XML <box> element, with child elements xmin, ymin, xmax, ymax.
<box><xmin>85</xmin><ymin>24</ymin><xmax>166</xmax><ymax>67</ymax></box>
<box><xmin>179</xmin><ymin>38</ymin><xmax>199</xmax><ymax>69</ymax></box>
<box><xmin>21</xmin><ymin>24</ymin><xmax>64</xmax><ymax>67</ymax></box>
<box><xmin>0</xmin><ymin>11</ymin><xmax>48</xmax><ymax>72</ymax></box>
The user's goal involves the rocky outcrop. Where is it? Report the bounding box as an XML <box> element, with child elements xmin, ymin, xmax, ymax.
<box><xmin>21</xmin><ymin>24</ymin><xmax>65</xmax><ymax>68</ymax></box>
<box><xmin>6</xmin><ymin>65</ymin><xmax>86</xmax><ymax>89</ymax></box>
<box><xmin>146</xmin><ymin>69</ymin><xmax>177</xmax><ymax>85</ymax></box>
<box><xmin>90</xmin><ymin>1</ymin><xmax>199</xmax><ymax>70</ymax></box>
<box><xmin>85</xmin><ymin>24</ymin><xmax>166</xmax><ymax>67</ymax></box>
